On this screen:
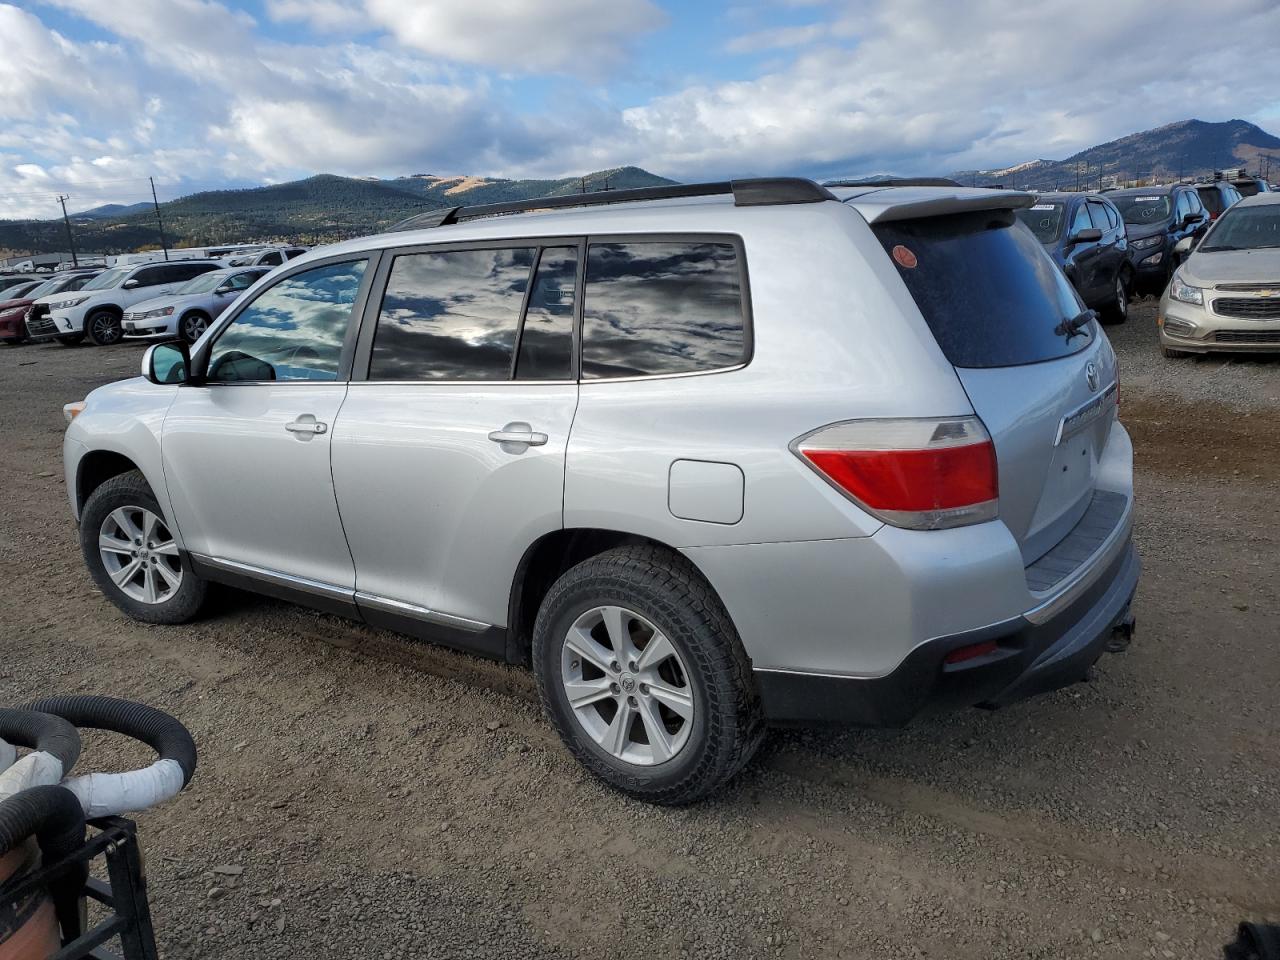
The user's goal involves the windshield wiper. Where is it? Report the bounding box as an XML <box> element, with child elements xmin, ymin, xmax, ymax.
<box><xmin>1056</xmin><ymin>308</ymin><xmax>1095</xmax><ymax>341</ymax></box>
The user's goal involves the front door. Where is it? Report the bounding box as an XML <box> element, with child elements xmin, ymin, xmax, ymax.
<box><xmin>161</xmin><ymin>257</ymin><xmax>375</xmax><ymax>595</ymax></box>
<box><xmin>331</xmin><ymin>242</ymin><xmax>582</xmax><ymax>650</ymax></box>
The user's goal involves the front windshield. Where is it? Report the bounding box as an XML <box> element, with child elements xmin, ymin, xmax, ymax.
<box><xmin>1014</xmin><ymin>203</ymin><xmax>1066</xmax><ymax>243</ymax></box>
<box><xmin>22</xmin><ymin>278</ymin><xmax>61</xmax><ymax>299</ymax></box>
<box><xmin>1199</xmin><ymin>204</ymin><xmax>1280</xmax><ymax>251</ymax></box>
<box><xmin>177</xmin><ymin>271</ymin><xmax>227</xmax><ymax>294</ymax></box>
<box><xmin>80</xmin><ymin>266</ymin><xmax>131</xmax><ymax>291</ymax></box>
<box><xmin>1112</xmin><ymin>194</ymin><xmax>1171</xmax><ymax>225</ymax></box>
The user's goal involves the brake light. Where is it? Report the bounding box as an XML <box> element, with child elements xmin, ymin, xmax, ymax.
<box><xmin>794</xmin><ymin>417</ymin><xmax>998</xmax><ymax>530</ymax></box>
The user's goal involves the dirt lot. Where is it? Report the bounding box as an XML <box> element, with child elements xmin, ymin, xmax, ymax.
<box><xmin>2</xmin><ymin>299</ymin><xmax>1277</xmax><ymax>959</ymax></box>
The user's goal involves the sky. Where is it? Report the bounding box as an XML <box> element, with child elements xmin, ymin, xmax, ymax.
<box><xmin>2</xmin><ymin>0</ymin><xmax>1280</xmax><ymax>219</ymax></box>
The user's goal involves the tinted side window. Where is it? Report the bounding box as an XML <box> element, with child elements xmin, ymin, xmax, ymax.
<box><xmin>1186</xmin><ymin>191</ymin><xmax>1203</xmax><ymax>215</ymax></box>
<box><xmin>1071</xmin><ymin>204</ymin><xmax>1092</xmax><ymax>235</ymax></box>
<box><xmin>369</xmin><ymin>247</ymin><xmax>534</xmax><ymax>381</ymax></box>
<box><xmin>581</xmin><ymin>241</ymin><xmax>745</xmax><ymax>379</ymax></box>
<box><xmin>132</xmin><ymin>266</ymin><xmax>165</xmax><ymax>287</ymax></box>
<box><xmin>260</xmin><ymin>251</ymin><xmax>283</xmax><ymax>266</ymax></box>
<box><xmin>207</xmin><ymin>259</ymin><xmax>368</xmax><ymax>382</ymax></box>
<box><xmin>516</xmin><ymin>247</ymin><xmax>577</xmax><ymax>381</ymax></box>
<box><xmin>1105</xmin><ymin>202</ymin><xmax>1120</xmax><ymax>229</ymax></box>
<box><xmin>1087</xmin><ymin>202</ymin><xmax>1110</xmax><ymax>231</ymax></box>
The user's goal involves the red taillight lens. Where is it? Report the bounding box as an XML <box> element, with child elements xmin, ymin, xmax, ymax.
<box><xmin>795</xmin><ymin>417</ymin><xmax>998</xmax><ymax>530</ymax></box>
<box><xmin>943</xmin><ymin>640</ymin><xmax>999</xmax><ymax>664</ymax></box>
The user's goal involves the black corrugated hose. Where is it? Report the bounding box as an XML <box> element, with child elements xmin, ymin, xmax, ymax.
<box><xmin>0</xmin><ymin>708</ymin><xmax>82</xmax><ymax>772</ymax></box>
<box><xmin>1225</xmin><ymin>922</ymin><xmax>1280</xmax><ymax>960</ymax></box>
<box><xmin>0</xmin><ymin>784</ymin><xmax>88</xmax><ymax>940</ymax></box>
<box><xmin>23</xmin><ymin>695</ymin><xmax>197</xmax><ymax>786</ymax></box>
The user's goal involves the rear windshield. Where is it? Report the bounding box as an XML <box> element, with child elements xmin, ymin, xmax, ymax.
<box><xmin>1234</xmin><ymin>181</ymin><xmax>1261</xmax><ymax>198</ymax></box>
<box><xmin>1196</xmin><ymin>187</ymin><xmax>1224</xmax><ymax>215</ymax></box>
<box><xmin>1014</xmin><ymin>202</ymin><xmax>1066</xmax><ymax>243</ymax></box>
<box><xmin>1112</xmin><ymin>194</ymin><xmax>1171</xmax><ymax>225</ymax></box>
<box><xmin>873</xmin><ymin>210</ymin><xmax>1091</xmax><ymax>368</ymax></box>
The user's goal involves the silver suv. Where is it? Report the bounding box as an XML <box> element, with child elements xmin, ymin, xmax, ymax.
<box><xmin>62</xmin><ymin>179</ymin><xmax>1139</xmax><ymax>803</ymax></box>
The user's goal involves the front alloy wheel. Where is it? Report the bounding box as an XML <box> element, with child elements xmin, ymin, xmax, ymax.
<box><xmin>561</xmin><ymin>605</ymin><xmax>695</xmax><ymax>765</ymax></box>
<box><xmin>181</xmin><ymin>313</ymin><xmax>209</xmax><ymax>343</ymax></box>
<box><xmin>87</xmin><ymin>310</ymin><xmax>122</xmax><ymax>345</ymax></box>
<box><xmin>98</xmin><ymin>506</ymin><xmax>183</xmax><ymax>604</ymax></box>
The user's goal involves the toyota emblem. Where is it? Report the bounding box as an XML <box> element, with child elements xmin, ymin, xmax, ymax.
<box><xmin>1085</xmin><ymin>361</ymin><xmax>1100</xmax><ymax>392</ymax></box>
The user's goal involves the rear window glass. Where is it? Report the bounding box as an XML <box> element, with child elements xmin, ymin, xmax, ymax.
<box><xmin>873</xmin><ymin>211</ymin><xmax>1092</xmax><ymax>369</ymax></box>
<box><xmin>581</xmin><ymin>240</ymin><xmax>746</xmax><ymax>379</ymax></box>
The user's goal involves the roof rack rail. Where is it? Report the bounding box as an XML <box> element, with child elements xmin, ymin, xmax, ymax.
<box><xmin>387</xmin><ymin>177</ymin><xmax>837</xmax><ymax>232</ymax></box>
<box><xmin>823</xmin><ymin>177</ymin><xmax>963</xmax><ymax>188</ymax></box>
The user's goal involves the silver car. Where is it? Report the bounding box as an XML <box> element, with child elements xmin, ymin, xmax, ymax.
<box><xmin>1160</xmin><ymin>192</ymin><xmax>1280</xmax><ymax>356</ymax></box>
<box><xmin>123</xmin><ymin>267</ymin><xmax>270</xmax><ymax>344</ymax></box>
<box><xmin>62</xmin><ymin>179</ymin><xmax>1139</xmax><ymax>803</ymax></box>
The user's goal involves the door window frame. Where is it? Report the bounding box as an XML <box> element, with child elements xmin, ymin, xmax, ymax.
<box><xmin>350</xmin><ymin>236</ymin><xmax>585</xmax><ymax>385</ymax></box>
<box><xmin>191</xmin><ymin>251</ymin><xmax>383</xmax><ymax>386</ymax></box>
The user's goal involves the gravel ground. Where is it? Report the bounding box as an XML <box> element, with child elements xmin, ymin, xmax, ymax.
<box><xmin>1</xmin><ymin>299</ymin><xmax>1277</xmax><ymax>959</ymax></box>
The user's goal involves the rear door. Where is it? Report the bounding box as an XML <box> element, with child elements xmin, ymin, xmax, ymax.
<box><xmin>871</xmin><ymin>209</ymin><xmax>1118</xmax><ymax>565</ymax></box>
<box><xmin>331</xmin><ymin>240</ymin><xmax>581</xmax><ymax>651</ymax></box>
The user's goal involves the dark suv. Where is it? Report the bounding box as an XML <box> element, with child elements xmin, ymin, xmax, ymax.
<box><xmin>1108</xmin><ymin>185</ymin><xmax>1210</xmax><ymax>294</ymax></box>
<box><xmin>1195</xmin><ymin>181</ymin><xmax>1243</xmax><ymax>221</ymax></box>
<box><xmin>1015</xmin><ymin>192</ymin><xmax>1131</xmax><ymax>321</ymax></box>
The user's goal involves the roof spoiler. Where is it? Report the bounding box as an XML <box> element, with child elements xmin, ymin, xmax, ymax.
<box><xmin>853</xmin><ymin>190</ymin><xmax>1038</xmax><ymax>223</ymax></box>
<box><xmin>388</xmin><ymin>177</ymin><xmax>838</xmax><ymax>232</ymax></box>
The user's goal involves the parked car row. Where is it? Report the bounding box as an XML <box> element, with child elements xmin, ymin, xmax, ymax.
<box><xmin>2</xmin><ymin>247</ymin><xmax>303</xmax><ymax>347</ymax></box>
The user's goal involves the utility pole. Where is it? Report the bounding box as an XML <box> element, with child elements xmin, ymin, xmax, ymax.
<box><xmin>150</xmin><ymin>176</ymin><xmax>169</xmax><ymax>260</ymax></box>
<box><xmin>56</xmin><ymin>195</ymin><xmax>79</xmax><ymax>267</ymax></box>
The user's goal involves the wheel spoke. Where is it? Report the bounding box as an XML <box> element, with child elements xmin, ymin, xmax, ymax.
<box><xmin>110</xmin><ymin>557</ymin><xmax>143</xmax><ymax>587</ymax></box>
<box><xmin>154</xmin><ymin>561</ymin><xmax>182</xmax><ymax>591</ymax></box>
<box><xmin>564</xmin><ymin>627</ymin><xmax>612</xmax><ymax>674</ymax></box>
<box><xmin>646</xmin><ymin>678</ymin><xmax>693</xmax><ymax>720</ymax></box>
<box><xmin>109</xmin><ymin>508</ymin><xmax>142</xmax><ymax>542</ymax></box>
<box><xmin>151</xmin><ymin>540</ymin><xmax>180</xmax><ymax>557</ymax></box>
<box><xmin>636</xmin><ymin>631</ymin><xmax>676</xmax><ymax>672</ymax></box>
<box><xmin>142</xmin><ymin>511</ymin><xmax>158</xmax><ymax>543</ymax></box>
<box><xmin>564</xmin><ymin>676</ymin><xmax>613</xmax><ymax>710</ymax></box>
<box><xmin>636</xmin><ymin>697</ymin><xmax>675</xmax><ymax>763</ymax></box>
<box><xmin>141</xmin><ymin>565</ymin><xmax>158</xmax><ymax>603</ymax></box>
<box><xmin>602</xmin><ymin>699</ymin><xmax>634</xmax><ymax>756</ymax></box>
<box><xmin>600</xmin><ymin>605</ymin><xmax>632</xmax><ymax>660</ymax></box>
<box><xmin>98</xmin><ymin>533</ymin><xmax>133</xmax><ymax>556</ymax></box>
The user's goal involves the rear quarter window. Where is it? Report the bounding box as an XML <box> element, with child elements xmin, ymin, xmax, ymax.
<box><xmin>581</xmin><ymin>239</ymin><xmax>747</xmax><ymax>379</ymax></box>
<box><xmin>873</xmin><ymin>210</ymin><xmax>1091</xmax><ymax>369</ymax></box>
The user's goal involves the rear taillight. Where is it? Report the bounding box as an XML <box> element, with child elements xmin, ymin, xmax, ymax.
<box><xmin>793</xmin><ymin>417</ymin><xmax>998</xmax><ymax>530</ymax></box>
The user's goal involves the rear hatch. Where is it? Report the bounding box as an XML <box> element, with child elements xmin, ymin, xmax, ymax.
<box><xmin>867</xmin><ymin>203</ymin><xmax>1118</xmax><ymax>565</ymax></box>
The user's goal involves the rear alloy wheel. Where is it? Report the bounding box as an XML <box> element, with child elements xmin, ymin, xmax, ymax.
<box><xmin>533</xmin><ymin>545</ymin><xmax>763</xmax><ymax>804</ymax></box>
<box><xmin>1103</xmin><ymin>273</ymin><xmax>1130</xmax><ymax>324</ymax></box>
<box><xmin>180</xmin><ymin>311</ymin><xmax>211</xmax><ymax>344</ymax></box>
<box><xmin>80</xmin><ymin>470</ymin><xmax>206</xmax><ymax>624</ymax></box>
<box><xmin>86</xmin><ymin>309</ymin><xmax>122</xmax><ymax>346</ymax></box>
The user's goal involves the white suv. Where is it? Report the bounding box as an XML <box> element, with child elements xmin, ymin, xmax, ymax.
<box><xmin>62</xmin><ymin>179</ymin><xmax>1138</xmax><ymax>803</ymax></box>
<box><xmin>37</xmin><ymin>260</ymin><xmax>224</xmax><ymax>346</ymax></box>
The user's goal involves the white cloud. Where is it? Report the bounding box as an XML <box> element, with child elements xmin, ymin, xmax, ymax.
<box><xmin>269</xmin><ymin>0</ymin><xmax>666</xmax><ymax>74</ymax></box>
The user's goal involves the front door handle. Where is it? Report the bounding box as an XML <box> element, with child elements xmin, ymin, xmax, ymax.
<box><xmin>285</xmin><ymin>414</ymin><xmax>328</xmax><ymax>438</ymax></box>
<box><xmin>488</xmin><ymin>422</ymin><xmax>548</xmax><ymax>447</ymax></box>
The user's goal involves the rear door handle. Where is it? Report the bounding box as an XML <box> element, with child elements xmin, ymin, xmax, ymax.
<box><xmin>488</xmin><ymin>422</ymin><xmax>548</xmax><ymax>447</ymax></box>
<box><xmin>285</xmin><ymin>414</ymin><xmax>328</xmax><ymax>438</ymax></box>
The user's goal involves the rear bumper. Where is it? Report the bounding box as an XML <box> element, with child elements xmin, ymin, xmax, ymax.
<box><xmin>756</xmin><ymin>537</ymin><xmax>1139</xmax><ymax>725</ymax></box>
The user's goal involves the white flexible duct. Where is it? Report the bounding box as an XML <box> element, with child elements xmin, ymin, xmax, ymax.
<box><xmin>0</xmin><ymin>738</ymin><xmax>14</xmax><ymax>773</ymax></box>
<box><xmin>61</xmin><ymin>758</ymin><xmax>186</xmax><ymax>818</ymax></box>
<box><xmin>0</xmin><ymin>751</ymin><xmax>64</xmax><ymax>802</ymax></box>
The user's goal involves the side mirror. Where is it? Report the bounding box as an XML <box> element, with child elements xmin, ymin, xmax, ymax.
<box><xmin>1181</xmin><ymin>213</ymin><xmax>1199</xmax><ymax>226</ymax></box>
<box><xmin>122</xmin><ymin>278</ymin><xmax>140</xmax><ymax>290</ymax></box>
<box><xmin>1070</xmin><ymin>227</ymin><xmax>1103</xmax><ymax>244</ymax></box>
<box><xmin>142</xmin><ymin>340</ymin><xmax>190</xmax><ymax>385</ymax></box>
<box><xmin>215</xmin><ymin>285</ymin><xmax>233</xmax><ymax>295</ymax></box>
<box><xmin>1173</xmin><ymin>236</ymin><xmax>1194</xmax><ymax>255</ymax></box>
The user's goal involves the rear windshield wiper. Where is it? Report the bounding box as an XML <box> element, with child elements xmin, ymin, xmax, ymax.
<box><xmin>1056</xmin><ymin>308</ymin><xmax>1096</xmax><ymax>341</ymax></box>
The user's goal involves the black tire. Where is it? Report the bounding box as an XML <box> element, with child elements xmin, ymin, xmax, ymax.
<box><xmin>532</xmin><ymin>545</ymin><xmax>763</xmax><ymax>805</ymax></box>
<box><xmin>85</xmin><ymin>309</ymin><xmax>122</xmax><ymax>346</ymax></box>
<box><xmin>1102</xmin><ymin>270</ymin><xmax>1131</xmax><ymax>324</ymax></box>
<box><xmin>80</xmin><ymin>470</ymin><xmax>206</xmax><ymax>624</ymax></box>
<box><xmin>56</xmin><ymin>333</ymin><xmax>85</xmax><ymax>347</ymax></box>
<box><xmin>179</xmin><ymin>311</ymin><xmax>212</xmax><ymax>344</ymax></box>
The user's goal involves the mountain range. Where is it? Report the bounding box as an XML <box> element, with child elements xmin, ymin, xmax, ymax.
<box><xmin>948</xmin><ymin>119</ymin><xmax>1280</xmax><ymax>190</ymax></box>
<box><xmin>1</xmin><ymin>119</ymin><xmax>1277</xmax><ymax>257</ymax></box>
